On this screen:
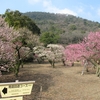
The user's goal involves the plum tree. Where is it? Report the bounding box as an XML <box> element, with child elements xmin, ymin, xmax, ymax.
<box><xmin>64</xmin><ymin>32</ymin><xmax>100</xmax><ymax>77</ymax></box>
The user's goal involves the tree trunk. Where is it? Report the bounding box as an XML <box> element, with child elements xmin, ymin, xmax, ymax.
<box><xmin>52</xmin><ymin>60</ymin><xmax>55</xmax><ymax>68</ymax></box>
<box><xmin>49</xmin><ymin>60</ymin><xmax>55</xmax><ymax>68</ymax></box>
<box><xmin>96</xmin><ymin>65</ymin><xmax>100</xmax><ymax>77</ymax></box>
<box><xmin>14</xmin><ymin>62</ymin><xmax>20</xmax><ymax>77</ymax></box>
<box><xmin>62</xmin><ymin>59</ymin><xmax>66</xmax><ymax>66</ymax></box>
<box><xmin>14</xmin><ymin>46</ymin><xmax>22</xmax><ymax>77</ymax></box>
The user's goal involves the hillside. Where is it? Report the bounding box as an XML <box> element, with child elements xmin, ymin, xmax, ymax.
<box><xmin>23</xmin><ymin>12</ymin><xmax>100</xmax><ymax>44</ymax></box>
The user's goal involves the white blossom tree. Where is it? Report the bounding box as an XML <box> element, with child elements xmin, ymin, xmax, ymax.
<box><xmin>33</xmin><ymin>44</ymin><xmax>66</xmax><ymax>67</ymax></box>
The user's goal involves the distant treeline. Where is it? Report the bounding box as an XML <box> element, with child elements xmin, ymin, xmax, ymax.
<box><xmin>23</xmin><ymin>12</ymin><xmax>100</xmax><ymax>44</ymax></box>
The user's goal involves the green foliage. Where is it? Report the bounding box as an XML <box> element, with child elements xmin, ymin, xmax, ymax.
<box><xmin>23</xmin><ymin>12</ymin><xmax>57</xmax><ymax>21</ymax></box>
<box><xmin>23</xmin><ymin>12</ymin><xmax>100</xmax><ymax>44</ymax></box>
<box><xmin>69</xmin><ymin>25</ymin><xmax>77</xmax><ymax>30</ymax></box>
<box><xmin>4</xmin><ymin>9</ymin><xmax>41</xmax><ymax>35</ymax></box>
<box><xmin>40</xmin><ymin>32</ymin><xmax>59</xmax><ymax>46</ymax></box>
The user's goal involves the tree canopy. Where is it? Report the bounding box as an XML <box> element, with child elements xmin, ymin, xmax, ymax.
<box><xmin>40</xmin><ymin>32</ymin><xmax>59</xmax><ymax>46</ymax></box>
<box><xmin>3</xmin><ymin>9</ymin><xmax>41</xmax><ymax>35</ymax></box>
<box><xmin>64</xmin><ymin>31</ymin><xmax>100</xmax><ymax>77</ymax></box>
<box><xmin>23</xmin><ymin>12</ymin><xmax>100</xmax><ymax>44</ymax></box>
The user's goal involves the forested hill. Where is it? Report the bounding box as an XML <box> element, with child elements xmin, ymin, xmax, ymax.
<box><xmin>23</xmin><ymin>12</ymin><xmax>100</xmax><ymax>44</ymax></box>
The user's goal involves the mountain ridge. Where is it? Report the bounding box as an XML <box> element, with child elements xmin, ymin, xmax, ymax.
<box><xmin>23</xmin><ymin>12</ymin><xmax>100</xmax><ymax>44</ymax></box>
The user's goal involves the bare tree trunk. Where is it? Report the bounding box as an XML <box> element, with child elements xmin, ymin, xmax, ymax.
<box><xmin>96</xmin><ymin>65</ymin><xmax>100</xmax><ymax>77</ymax></box>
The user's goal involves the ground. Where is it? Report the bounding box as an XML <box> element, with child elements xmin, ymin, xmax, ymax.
<box><xmin>0</xmin><ymin>61</ymin><xmax>100</xmax><ymax>100</ymax></box>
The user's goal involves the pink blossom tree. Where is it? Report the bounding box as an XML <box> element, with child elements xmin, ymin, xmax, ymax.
<box><xmin>0</xmin><ymin>16</ymin><xmax>27</xmax><ymax>76</ymax></box>
<box><xmin>0</xmin><ymin>16</ymin><xmax>22</xmax><ymax>76</ymax></box>
<box><xmin>64</xmin><ymin>32</ymin><xmax>100</xmax><ymax>77</ymax></box>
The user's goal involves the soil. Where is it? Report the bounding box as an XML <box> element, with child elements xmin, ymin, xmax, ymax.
<box><xmin>0</xmin><ymin>61</ymin><xmax>100</xmax><ymax>100</ymax></box>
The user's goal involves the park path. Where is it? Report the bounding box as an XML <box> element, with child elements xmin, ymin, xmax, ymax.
<box><xmin>22</xmin><ymin>62</ymin><xmax>100</xmax><ymax>100</ymax></box>
<box><xmin>0</xmin><ymin>62</ymin><xmax>100</xmax><ymax>100</ymax></box>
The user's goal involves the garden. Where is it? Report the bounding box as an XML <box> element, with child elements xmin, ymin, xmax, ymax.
<box><xmin>1</xmin><ymin>11</ymin><xmax>100</xmax><ymax>100</ymax></box>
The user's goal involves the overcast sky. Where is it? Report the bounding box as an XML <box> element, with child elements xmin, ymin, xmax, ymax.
<box><xmin>1</xmin><ymin>0</ymin><xmax>100</xmax><ymax>22</ymax></box>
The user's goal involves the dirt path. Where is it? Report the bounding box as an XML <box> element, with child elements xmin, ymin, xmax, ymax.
<box><xmin>0</xmin><ymin>62</ymin><xmax>100</xmax><ymax>100</ymax></box>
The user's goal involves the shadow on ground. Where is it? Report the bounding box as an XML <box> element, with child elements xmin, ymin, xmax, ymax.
<box><xmin>0</xmin><ymin>71</ymin><xmax>54</xmax><ymax>100</ymax></box>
